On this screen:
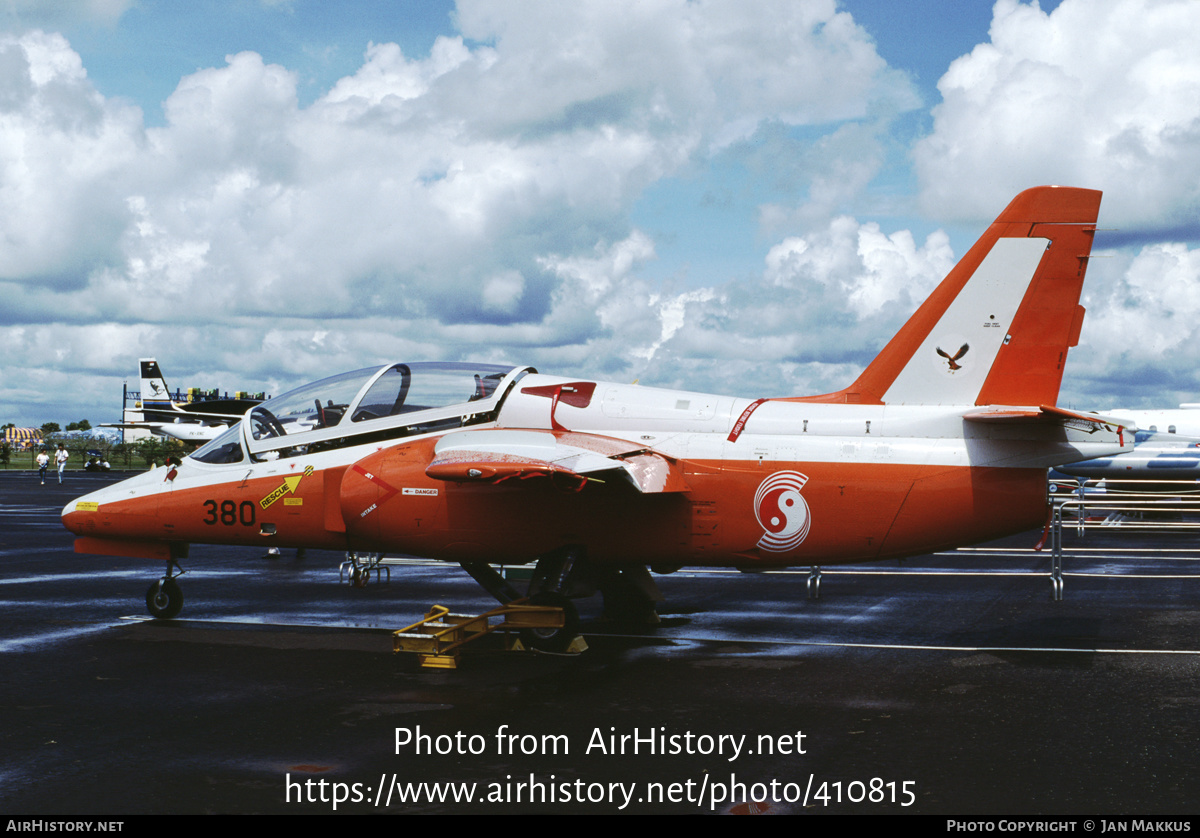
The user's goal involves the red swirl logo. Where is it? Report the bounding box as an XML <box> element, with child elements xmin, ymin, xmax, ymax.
<box><xmin>754</xmin><ymin>471</ymin><xmax>811</xmax><ymax>553</ymax></box>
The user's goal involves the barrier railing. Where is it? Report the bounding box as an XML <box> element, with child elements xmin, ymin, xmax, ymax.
<box><xmin>1048</xmin><ymin>479</ymin><xmax>1200</xmax><ymax>599</ymax></box>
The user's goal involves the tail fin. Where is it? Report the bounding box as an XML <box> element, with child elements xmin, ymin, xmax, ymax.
<box><xmin>803</xmin><ymin>186</ymin><xmax>1101</xmax><ymax>407</ymax></box>
<box><xmin>138</xmin><ymin>358</ymin><xmax>172</xmax><ymax>408</ymax></box>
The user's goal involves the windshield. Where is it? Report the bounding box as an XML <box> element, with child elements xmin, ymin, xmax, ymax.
<box><xmin>248</xmin><ymin>367</ymin><xmax>378</xmax><ymax>440</ymax></box>
<box><xmin>189</xmin><ymin>423</ymin><xmax>244</xmax><ymax>464</ymax></box>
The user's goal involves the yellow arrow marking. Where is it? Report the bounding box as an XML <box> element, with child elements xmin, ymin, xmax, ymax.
<box><xmin>260</xmin><ymin>465</ymin><xmax>315</xmax><ymax>509</ymax></box>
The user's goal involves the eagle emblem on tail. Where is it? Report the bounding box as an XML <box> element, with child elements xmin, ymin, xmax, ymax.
<box><xmin>936</xmin><ymin>343</ymin><xmax>969</xmax><ymax>371</ymax></box>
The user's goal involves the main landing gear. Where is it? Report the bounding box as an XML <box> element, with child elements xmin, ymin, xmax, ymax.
<box><xmin>521</xmin><ymin>591</ymin><xmax>581</xmax><ymax>652</ymax></box>
<box><xmin>145</xmin><ymin>559</ymin><xmax>186</xmax><ymax>619</ymax></box>
<box><xmin>459</xmin><ymin>558</ymin><xmax>581</xmax><ymax>652</ymax></box>
<box><xmin>459</xmin><ymin>546</ymin><xmax>663</xmax><ymax>652</ymax></box>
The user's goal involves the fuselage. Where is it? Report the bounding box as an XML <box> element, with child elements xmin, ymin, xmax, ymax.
<box><xmin>63</xmin><ymin>366</ymin><xmax>1125</xmax><ymax>569</ymax></box>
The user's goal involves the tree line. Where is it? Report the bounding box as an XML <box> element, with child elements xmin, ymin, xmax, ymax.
<box><xmin>0</xmin><ymin>431</ymin><xmax>191</xmax><ymax>471</ymax></box>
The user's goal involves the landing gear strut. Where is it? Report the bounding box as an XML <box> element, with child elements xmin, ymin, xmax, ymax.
<box><xmin>522</xmin><ymin>547</ymin><xmax>584</xmax><ymax>651</ymax></box>
<box><xmin>598</xmin><ymin>565</ymin><xmax>662</xmax><ymax>625</ymax></box>
<box><xmin>460</xmin><ymin>547</ymin><xmax>663</xmax><ymax>652</ymax></box>
<box><xmin>460</xmin><ymin>549</ymin><xmax>585</xmax><ymax>652</ymax></box>
<box><xmin>146</xmin><ymin>559</ymin><xmax>186</xmax><ymax>619</ymax></box>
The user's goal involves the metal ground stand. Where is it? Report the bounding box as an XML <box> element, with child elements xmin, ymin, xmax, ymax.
<box><xmin>392</xmin><ymin>600</ymin><xmax>586</xmax><ymax>669</ymax></box>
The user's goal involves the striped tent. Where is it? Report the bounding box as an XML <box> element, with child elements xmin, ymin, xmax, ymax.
<box><xmin>3</xmin><ymin>428</ymin><xmax>44</xmax><ymax>450</ymax></box>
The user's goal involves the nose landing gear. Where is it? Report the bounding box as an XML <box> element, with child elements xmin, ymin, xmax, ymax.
<box><xmin>145</xmin><ymin>559</ymin><xmax>186</xmax><ymax>619</ymax></box>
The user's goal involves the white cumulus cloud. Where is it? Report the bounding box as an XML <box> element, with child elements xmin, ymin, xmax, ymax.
<box><xmin>915</xmin><ymin>0</ymin><xmax>1200</xmax><ymax>232</ymax></box>
<box><xmin>0</xmin><ymin>0</ymin><xmax>921</xmax><ymax>424</ymax></box>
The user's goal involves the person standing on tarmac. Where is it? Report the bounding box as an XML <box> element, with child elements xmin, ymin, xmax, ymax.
<box><xmin>54</xmin><ymin>443</ymin><xmax>68</xmax><ymax>483</ymax></box>
<box><xmin>36</xmin><ymin>450</ymin><xmax>49</xmax><ymax>484</ymax></box>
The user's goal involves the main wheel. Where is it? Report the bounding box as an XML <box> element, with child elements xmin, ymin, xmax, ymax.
<box><xmin>145</xmin><ymin>578</ymin><xmax>184</xmax><ymax>619</ymax></box>
<box><xmin>520</xmin><ymin>591</ymin><xmax>580</xmax><ymax>652</ymax></box>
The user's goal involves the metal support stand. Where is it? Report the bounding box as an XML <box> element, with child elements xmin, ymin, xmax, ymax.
<box><xmin>1050</xmin><ymin>505</ymin><xmax>1064</xmax><ymax>601</ymax></box>
<box><xmin>807</xmin><ymin>565</ymin><xmax>822</xmax><ymax>600</ymax></box>
<box><xmin>1076</xmin><ymin>482</ymin><xmax>1087</xmax><ymax>537</ymax></box>
<box><xmin>393</xmin><ymin>601</ymin><xmax>579</xmax><ymax>669</ymax></box>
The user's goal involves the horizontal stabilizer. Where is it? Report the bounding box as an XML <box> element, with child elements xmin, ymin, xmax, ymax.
<box><xmin>964</xmin><ymin>405</ymin><xmax>1136</xmax><ymax>437</ymax></box>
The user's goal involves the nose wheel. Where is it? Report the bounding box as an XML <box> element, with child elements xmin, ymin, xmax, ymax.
<box><xmin>145</xmin><ymin>559</ymin><xmax>186</xmax><ymax>619</ymax></box>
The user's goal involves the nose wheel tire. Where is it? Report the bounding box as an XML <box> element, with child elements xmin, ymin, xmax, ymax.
<box><xmin>520</xmin><ymin>591</ymin><xmax>579</xmax><ymax>652</ymax></box>
<box><xmin>146</xmin><ymin>578</ymin><xmax>184</xmax><ymax>619</ymax></box>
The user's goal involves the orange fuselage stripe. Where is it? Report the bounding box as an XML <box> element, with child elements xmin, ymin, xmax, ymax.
<box><xmin>67</xmin><ymin>456</ymin><xmax>1046</xmax><ymax>569</ymax></box>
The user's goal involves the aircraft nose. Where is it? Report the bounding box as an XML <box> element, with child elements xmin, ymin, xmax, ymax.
<box><xmin>62</xmin><ymin>491</ymin><xmax>102</xmax><ymax>536</ymax></box>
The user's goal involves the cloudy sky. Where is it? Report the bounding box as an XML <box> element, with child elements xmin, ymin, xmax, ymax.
<box><xmin>2</xmin><ymin>0</ymin><xmax>1199</xmax><ymax>429</ymax></box>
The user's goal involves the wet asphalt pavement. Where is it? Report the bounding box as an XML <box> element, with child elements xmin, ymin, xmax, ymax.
<box><xmin>3</xmin><ymin>470</ymin><xmax>1200</xmax><ymax>816</ymax></box>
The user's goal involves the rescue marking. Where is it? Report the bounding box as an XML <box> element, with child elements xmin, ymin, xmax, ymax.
<box><xmin>403</xmin><ymin>488</ymin><xmax>438</xmax><ymax>496</ymax></box>
<box><xmin>74</xmin><ymin>501</ymin><xmax>99</xmax><ymax>512</ymax></box>
<box><xmin>260</xmin><ymin>465</ymin><xmax>314</xmax><ymax>509</ymax></box>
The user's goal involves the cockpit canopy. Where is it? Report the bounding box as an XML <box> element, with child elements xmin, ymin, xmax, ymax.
<box><xmin>190</xmin><ymin>362</ymin><xmax>530</xmax><ymax>465</ymax></box>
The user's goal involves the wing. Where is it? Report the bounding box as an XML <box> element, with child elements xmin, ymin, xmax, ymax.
<box><xmin>425</xmin><ymin>429</ymin><xmax>689</xmax><ymax>493</ymax></box>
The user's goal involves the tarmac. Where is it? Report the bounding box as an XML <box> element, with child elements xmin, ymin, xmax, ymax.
<box><xmin>3</xmin><ymin>470</ymin><xmax>1200</xmax><ymax>815</ymax></box>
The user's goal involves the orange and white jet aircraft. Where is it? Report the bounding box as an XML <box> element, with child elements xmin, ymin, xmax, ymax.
<box><xmin>63</xmin><ymin>186</ymin><xmax>1130</xmax><ymax>644</ymax></box>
